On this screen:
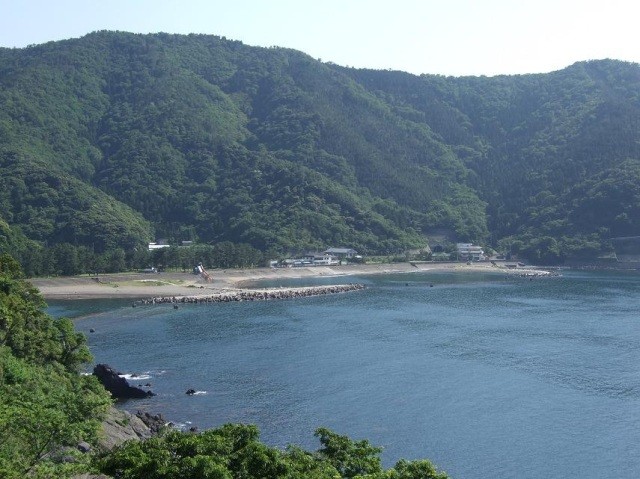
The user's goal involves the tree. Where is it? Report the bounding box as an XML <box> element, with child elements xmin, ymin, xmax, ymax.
<box><xmin>0</xmin><ymin>255</ymin><xmax>111</xmax><ymax>478</ymax></box>
<box><xmin>52</xmin><ymin>243</ymin><xmax>80</xmax><ymax>276</ymax></box>
<box><xmin>314</xmin><ymin>427</ymin><xmax>382</xmax><ymax>478</ymax></box>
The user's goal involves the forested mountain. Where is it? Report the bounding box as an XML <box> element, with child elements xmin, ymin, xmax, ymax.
<box><xmin>1</xmin><ymin>31</ymin><xmax>639</xmax><ymax>266</ymax></box>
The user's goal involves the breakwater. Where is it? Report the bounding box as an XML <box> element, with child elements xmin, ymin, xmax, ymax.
<box><xmin>136</xmin><ymin>283</ymin><xmax>365</xmax><ymax>305</ymax></box>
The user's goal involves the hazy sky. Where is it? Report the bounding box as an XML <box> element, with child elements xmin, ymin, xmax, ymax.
<box><xmin>1</xmin><ymin>0</ymin><xmax>637</xmax><ymax>77</ymax></box>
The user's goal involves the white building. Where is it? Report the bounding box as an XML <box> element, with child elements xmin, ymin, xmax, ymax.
<box><xmin>456</xmin><ymin>243</ymin><xmax>485</xmax><ymax>261</ymax></box>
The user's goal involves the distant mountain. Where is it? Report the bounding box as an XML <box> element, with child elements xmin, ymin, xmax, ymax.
<box><xmin>1</xmin><ymin>31</ymin><xmax>639</xmax><ymax>265</ymax></box>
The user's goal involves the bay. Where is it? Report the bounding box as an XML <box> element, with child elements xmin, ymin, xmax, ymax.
<box><xmin>50</xmin><ymin>269</ymin><xmax>640</xmax><ymax>479</ymax></box>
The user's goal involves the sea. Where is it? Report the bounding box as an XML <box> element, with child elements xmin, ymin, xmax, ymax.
<box><xmin>49</xmin><ymin>269</ymin><xmax>640</xmax><ymax>479</ymax></box>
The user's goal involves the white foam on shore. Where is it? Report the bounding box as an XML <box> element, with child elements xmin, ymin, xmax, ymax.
<box><xmin>119</xmin><ymin>373</ymin><xmax>152</xmax><ymax>380</ymax></box>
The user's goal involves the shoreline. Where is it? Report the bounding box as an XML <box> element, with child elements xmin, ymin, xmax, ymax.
<box><xmin>30</xmin><ymin>261</ymin><xmax>553</xmax><ymax>301</ymax></box>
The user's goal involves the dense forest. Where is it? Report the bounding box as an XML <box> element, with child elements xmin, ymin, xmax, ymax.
<box><xmin>0</xmin><ymin>253</ymin><xmax>451</xmax><ymax>477</ymax></box>
<box><xmin>1</xmin><ymin>31</ymin><xmax>640</xmax><ymax>267</ymax></box>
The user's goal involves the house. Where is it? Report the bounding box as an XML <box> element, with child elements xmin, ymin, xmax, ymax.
<box><xmin>324</xmin><ymin>248</ymin><xmax>358</xmax><ymax>259</ymax></box>
<box><xmin>301</xmin><ymin>252</ymin><xmax>322</xmax><ymax>263</ymax></box>
<box><xmin>300</xmin><ymin>252</ymin><xmax>339</xmax><ymax>266</ymax></box>
<box><xmin>279</xmin><ymin>258</ymin><xmax>308</xmax><ymax>268</ymax></box>
<box><xmin>456</xmin><ymin>243</ymin><xmax>486</xmax><ymax>262</ymax></box>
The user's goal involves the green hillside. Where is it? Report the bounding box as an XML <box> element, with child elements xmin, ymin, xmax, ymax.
<box><xmin>1</xmin><ymin>32</ymin><xmax>640</xmax><ymax>266</ymax></box>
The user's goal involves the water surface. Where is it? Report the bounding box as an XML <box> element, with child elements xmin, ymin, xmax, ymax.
<box><xmin>52</xmin><ymin>270</ymin><xmax>640</xmax><ymax>479</ymax></box>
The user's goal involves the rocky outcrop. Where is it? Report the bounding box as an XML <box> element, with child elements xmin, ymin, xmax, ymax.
<box><xmin>135</xmin><ymin>411</ymin><xmax>166</xmax><ymax>435</ymax></box>
<box><xmin>93</xmin><ymin>364</ymin><xmax>155</xmax><ymax>399</ymax></box>
<box><xmin>98</xmin><ymin>407</ymin><xmax>155</xmax><ymax>452</ymax></box>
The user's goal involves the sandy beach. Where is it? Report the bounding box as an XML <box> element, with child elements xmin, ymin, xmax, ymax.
<box><xmin>30</xmin><ymin>261</ymin><xmax>547</xmax><ymax>301</ymax></box>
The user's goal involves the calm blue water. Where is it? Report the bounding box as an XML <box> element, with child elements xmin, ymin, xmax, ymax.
<box><xmin>51</xmin><ymin>270</ymin><xmax>640</xmax><ymax>479</ymax></box>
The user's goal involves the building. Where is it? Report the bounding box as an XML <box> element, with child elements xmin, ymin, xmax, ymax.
<box><xmin>300</xmin><ymin>252</ymin><xmax>336</xmax><ymax>264</ymax></box>
<box><xmin>324</xmin><ymin>247</ymin><xmax>358</xmax><ymax>259</ymax></box>
<box><xmin>456</xmin><ymin>243</ymin><xmax>485</xmax><ymax>261</ymax></box>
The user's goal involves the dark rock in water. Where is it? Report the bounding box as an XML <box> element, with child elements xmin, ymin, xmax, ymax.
<box><xmin>189</xmin><ymin>426</ymin><xmax>199</xmax><ymax>432</ymax></box>
<box><xmin>93</xmin><ymin>364</ymin><xmax>155</xmax><ymax>399</ymax></box>
<box><xmin>186</xmin><ymin>388</ymin><xmax>196</xmax><ymax>395</ymax></box>
<box><xmin>89</xmin><ymin>328</ymin><xmax>95</xmax><ymax>333</ymax></box>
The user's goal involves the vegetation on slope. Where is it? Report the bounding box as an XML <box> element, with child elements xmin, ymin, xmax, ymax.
<box><xmin>344</xmin><ymin>60</ymin><xmax>640</xmax><ymax>262</ymax></box>
<box><xmin>1</xmin><ymin>32</ymin><xmax>640</xmax><ymax>265</ymax></box>
<box><xmin>0</xmin><ymin>254</ymin><xmax>112</xmax><ymax>478</ymax></box>
<box><xmin>96</xmin><ymin>425</ymin><xmax>450</xmax><ymax>479</ymax></box>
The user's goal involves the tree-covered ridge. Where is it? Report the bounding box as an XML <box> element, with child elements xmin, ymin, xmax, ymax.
<box><xmin>0</xmin><ymin>254</ymin><xmax>112</xmax><ymax>478</ymax></box>
<box><xmin>0</xmin><ymin>32</ymin><xmax>484</xmax><ymax>256</ymax></box>
<box><xmin>1</xmin><ymin>32</ymin><xmax>640</xmax><ymax>263</ymax></box>
<box><xmin>342</xmin><ymin>60</ymin><xmax>640</xmax><ymax>261</ymax></box>
<box><xmin>0</xmin><ymin>151</ymin><xmax>152</xmax><ymax>250</ymax></box>
<box><xmin>97</xmin><ymin>425</ymin><xmax>450</xmax><ymax>479</ymax></box>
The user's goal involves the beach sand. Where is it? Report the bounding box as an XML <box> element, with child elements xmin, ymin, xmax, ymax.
<box><xmin>30</xmin><ymin>261</ymin><xmax>540</xmax><ymax>301</ymax></box>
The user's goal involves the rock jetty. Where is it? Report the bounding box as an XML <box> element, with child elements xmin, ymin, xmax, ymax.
<box><xmin>136</xmin><ymin>283</ymin><xmax>365</xmax><ymax>306</ymax></box>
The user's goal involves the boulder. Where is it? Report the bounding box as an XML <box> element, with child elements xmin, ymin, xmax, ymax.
<box><xmin>77</xmin><ymin>441</ymin><xmax>92</xmax><ymax>453</ymax></box>
<box><xmin>93</xmin><ymin>364</ymin><xmax>154</xmax><ymax>399</ymax></box>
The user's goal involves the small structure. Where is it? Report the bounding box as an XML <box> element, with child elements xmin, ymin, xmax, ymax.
<box><xmin>148</xmin><ymin>242</ymin><xmax>171</xmax><ymax>251</ymax></box>
<box><xmin>456</xmin><ymin>243</ymin><xmax>486</xmax><ymax>262</ymax></box>
<box><xmin>324</xmin><ymin>247</ymin><xmax>358</xmax><ymax>259</ymax></box>
<box><xmin>193</xmin><ymin>263</ymin><xmax>212</xmax><ymax>282</ymax></box>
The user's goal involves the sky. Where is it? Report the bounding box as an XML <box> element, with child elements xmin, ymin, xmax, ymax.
<box><xmin>0</xmin><ymin>0</ymin><xmax>637</xmax><ymax>77</ymax></box>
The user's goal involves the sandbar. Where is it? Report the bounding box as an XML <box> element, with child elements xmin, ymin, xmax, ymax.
<box><xmin>30</xmin><ymin>261</ymin><xmax>548</xmax><ymax>301</ymax></box>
